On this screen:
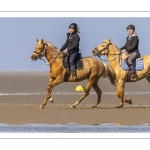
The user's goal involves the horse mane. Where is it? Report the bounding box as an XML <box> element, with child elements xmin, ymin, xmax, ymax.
<box><xmin>111</xmin><ymin>42</ymin><xmax>129</xmax><ymax>59</ymax></box>
<box><xmin>112</xmin><ymin>43</ymin><xmax>119</xmax><ymax>51</ymax></box>
<box><xmin>46</xmin><ymin>41</ymin><xmax>58</xmax><ymax>50</ymax></box>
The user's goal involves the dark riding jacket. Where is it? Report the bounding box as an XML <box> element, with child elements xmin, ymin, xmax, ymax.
<box><xmin>120</xmin><ymin>33</ymin><xmax>139</xmax><ymax>53</ymax></box>
<box><xmin>60</xmin><ymin>32</ymin><xmax>80</xmax><ymax>54</ymax></box>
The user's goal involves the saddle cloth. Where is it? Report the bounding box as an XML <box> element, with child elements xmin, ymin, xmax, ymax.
<box><xmin>121</xmin><ymin>57</ymin><xmax>144</xmax><ymax>71</ymax></box>
<box><xmin>62</xmin><ymin>53</ymin><xmax>84</xmax><ymax>70</ymax></box>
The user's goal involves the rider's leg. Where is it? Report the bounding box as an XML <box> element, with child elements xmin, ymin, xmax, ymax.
<box><xmin>128</xmin><ymin>52</ymin><xmax>140</xmax><ymax>78</ymax></box>
<box><xmin>66</xmin><ymin>53</ymin><xmax>70</xmax><ymax>70</ymax></box>
<box><xmin>69</xmin><ymin>52</ymin><xmax>79</xmax><ymax>79</ymax></box>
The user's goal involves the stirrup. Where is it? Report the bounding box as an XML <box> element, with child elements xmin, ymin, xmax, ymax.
<box><xmin>72</xmin><ymin>74</ymin><xmax>77</xmax><ymax>79</ymax></box>
<box><xmin>131</xmin><ymin>71</ymin><xmax>137</xmax><ymax>79</ymax></box>
<box><xmin>72</xmin><ymin>71</ymin><xmax>77</xmax><ymax>79</ymax></box>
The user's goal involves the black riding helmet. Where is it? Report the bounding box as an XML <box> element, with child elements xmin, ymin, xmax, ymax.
<box><xmin>126</xmin><ymin>24</ymin><xmax>135</xmax><ymax>31</ymax></box>
<box><xmin>69</xmin><ymin>23</ymin><xmax>78</xmax><ymax>32</ymax></box>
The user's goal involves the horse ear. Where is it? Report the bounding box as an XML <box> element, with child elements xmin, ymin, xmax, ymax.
<box><xmin>37</xmin><ymin>39</ymin><xmax>39</xmax><ymax>43</ymax></box>
<box><xmin>41</xmin><ymin>39</ymin><xmax>44</xmax><ymax>44</ymax></box>
<box><xmin>109</xmin><ymin>38</ymin><xmax>111</xmax><ymax>42</ymax></box>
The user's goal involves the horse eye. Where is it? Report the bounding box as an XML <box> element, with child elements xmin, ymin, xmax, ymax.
<box><xmin>38</xmin><ymin>47</ymin><xmax>43</xmax><ymax>50</ymax></box>
<box><xmin>102</xmin><ymin>45</ymin><xmax>105</xmax><ymax>47</ymax></box>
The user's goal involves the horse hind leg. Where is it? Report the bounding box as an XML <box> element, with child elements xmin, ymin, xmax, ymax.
<box><xmin>124</xmin><ymin>98</ymin><xmax>132</xmax><ymax>105</ymax></box>
<box><xmin>70</xmin><ymin>79</ymin><xmax>97</xmax><ymax>108</ymax></box>
<box><xmin>146</xmin><ymin>76</ymin><xmax>150</xmax><ymax>83</ymax></box>
<box><xmin>92</xmin><ymin>82</ymin><xmax>102</xmax><ymax>108</ymax></box>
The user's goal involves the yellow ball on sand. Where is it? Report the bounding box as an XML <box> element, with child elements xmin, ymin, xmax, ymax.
<box><xmin>75</xmin><ymin>85</ymin><xmax>85</xmax><ymax>92</ymax></box>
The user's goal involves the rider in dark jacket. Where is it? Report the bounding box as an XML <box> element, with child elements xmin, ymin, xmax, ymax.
<box><xmin>60</xmin><ymin>23</ymin><xmax>80</xmax><ymax>79</ymax></box>
<box><xmin>120</xmin><ymin>24</ymin><xmax>140</xmax><ymax>79</ymax></box>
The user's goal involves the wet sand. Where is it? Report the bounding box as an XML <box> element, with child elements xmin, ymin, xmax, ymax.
<box><xmin>0</xmin><ymin>71</ymin><xmax>150</xmax><ymax>126</ymax></box>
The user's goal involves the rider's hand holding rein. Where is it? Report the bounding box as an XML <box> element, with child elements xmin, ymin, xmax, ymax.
<box><xmin>121</xmin><ymin>49</ymin><xmax>126</xmax><ymax>53</ymax></box>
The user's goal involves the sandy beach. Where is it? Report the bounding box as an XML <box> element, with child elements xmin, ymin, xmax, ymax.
<box><xmin>0</xmin><ymin>71</ymin><xmax>150</xmax><ymax>126</ymax></box>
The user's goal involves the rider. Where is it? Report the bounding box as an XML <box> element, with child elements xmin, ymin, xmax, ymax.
<box><xmin>120</xmin><ymin>24</ymin><xmax>140</xmax><ymax>79</ymax></box>
<box><xmin>60</xmin><ymin>23</ymin><xmax>80</xmax><ymax>80</ymax></box>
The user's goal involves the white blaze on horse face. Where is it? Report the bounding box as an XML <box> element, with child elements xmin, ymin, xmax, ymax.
<box><xmin>34</xmin><ymin>45</ymin><xmax>42</xmax><ymax>54</ymax></box>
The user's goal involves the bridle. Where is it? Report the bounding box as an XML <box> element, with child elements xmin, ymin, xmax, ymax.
<box><xmin>33</xmin><ymin>43</ymin><xmax>47</xmax><ymax>59</ymax></box>
<box><xmin>33</xmin><ymin>43</ymin><xmax>59</xmax><ymax>65</ymax></box>
<box><xmin>94</xmin><ymin>42</ymin><xmax>121</xmax><ymax>62</ymax></box>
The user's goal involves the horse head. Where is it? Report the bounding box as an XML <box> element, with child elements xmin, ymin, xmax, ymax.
<box><xmin>31</xmin><ymin>39</ymin><xmax>47</xmax><ymax>61</ymax></box>
<box><xmin>92</xmin><ymin>38</ymin><xmax>112</xmax><ymax>57</ymax></box>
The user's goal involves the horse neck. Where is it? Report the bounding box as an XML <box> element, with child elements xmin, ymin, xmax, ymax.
<box><xmin>107</xmin><ymin>44</ymin><xmax>120</xmax><ymax>67</ymax></box>
<box><xmin>45</xmin><ymin>45</ymin><xmax>60</xmax><ymax>66</ymax></box>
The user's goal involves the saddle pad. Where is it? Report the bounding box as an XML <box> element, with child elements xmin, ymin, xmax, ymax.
<box><xmin>62</xmin><ymin>56</ymin><xmax>84</xmax><ymax>70</ymax></box>
<box><xmin>121</xmin><ymin>59</ymin><xmax>144</xmax><ymax>71</ymax></box>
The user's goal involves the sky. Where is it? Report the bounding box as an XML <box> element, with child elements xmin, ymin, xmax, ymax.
<box><xmin>1</xmin><ymin>17</ymin><xmax>150</xmax><ymax>71</ymax></box>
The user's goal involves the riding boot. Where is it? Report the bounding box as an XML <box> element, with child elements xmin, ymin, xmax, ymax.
<box><xmin>71</xmin><ymin>70</ymin><xmax>77</xmax><ymax>80</ymax></box>
<box><xmin>130</xmin><ymin>64</ymin><xmax>137</xmax><ymax>79</ymax></box>
<box><xmin>71</xmin><ymin>65</ymin><xmax>77</xmax><ymax>79</ymax></box>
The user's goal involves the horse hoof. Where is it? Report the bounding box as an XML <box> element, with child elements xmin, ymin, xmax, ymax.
<box><xmin>50</xmin><ymin>98</ymin><xmax>54</xmax><ymax>103</ymax></box>
<box><xmin>92</xmin><ymin>105</ymin><xmax>100</xmax><ymax>109</ymax></box>
<box><xmin>125</xmin><ymin>99</ymin><xmax>132</xmax><ymax>105</ymax></box>
<box><xmin>92</xmin><ymin>106</ymin><xmax>96</xmax><ymax>109</ymax></box>
<box><xmin>126</xmin><ymin>99</ymin><xmax>132</xmax><ymax>105</ymax></box>
<box><xmin>39</xmin><ymin>105</ymin><xmax>45</xmax><ymax>109</ymax></box>
<box><xmin>70</xmin><ymin>105</ymin><xmax>76</xmax><ymax>108</ymax></box>
<box><xmin>116</xmin><ymin>104</ymin><xmax>124</xmax><ymax>108</ymax></box>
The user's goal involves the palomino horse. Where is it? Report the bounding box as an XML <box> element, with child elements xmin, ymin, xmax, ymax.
<box><xmin>30</xmin><ymin>39</ymin><xmax>116</xmax><ymax>109</ymax></box>
<box><xmin>92</xmin><ymin>38</ymin><xmax>150</xmax><ymax>108</ymax></box>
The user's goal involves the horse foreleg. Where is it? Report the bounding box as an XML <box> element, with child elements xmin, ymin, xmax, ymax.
<box><xmin>116</xmin><ymin>79</ymin><xmax>125</xmax><ymax>108</ymax></box>
<box><xmin>40</xmin><ymin>86</ymin><xmax>53</xmax><ymax>108</ymax></box>
<box><xmin>40</xmin><ymin>78</ymin><xmax>62</xmax><ymax>109</ymax></box>
<box><xmin>92</xmin><ymin>82</ymin><xmax>102</xmax><ymax>108</ymax></box>
<box><xmin>116</xmin><ymin>79</ymin><xmax>132</xmax><ymax>105</ymax></box>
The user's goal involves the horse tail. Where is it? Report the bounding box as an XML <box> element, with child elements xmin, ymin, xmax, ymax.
<box><xmin>102</xmin><ymin>63</ymin><xmax>117</xmax><ymax>86</ymax></box>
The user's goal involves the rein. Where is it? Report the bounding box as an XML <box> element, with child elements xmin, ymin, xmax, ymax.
<box><xmin>98</xmin><ymin>52</ymin><xmax>121</xmax><ymax>62</ymax></box>
<box><xmin>42</xmin><ymin>51</ymin><xmax>59</xmax><ymax>65</ymax></box>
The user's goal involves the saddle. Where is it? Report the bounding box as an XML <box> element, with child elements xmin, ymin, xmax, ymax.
<box><xmin>62</xmin><ymin>53</ymin><xmax>84</xmax><ymax>70</ymax></box>
<box><xmin>119</xmin><ymin>54</ymin><xmax>144</xmax><ymax>82</ymax></box>
<box><xmin>121</xmin><ymin>55</ymin><xmax>144</xmax><ymax>71</ymax></box>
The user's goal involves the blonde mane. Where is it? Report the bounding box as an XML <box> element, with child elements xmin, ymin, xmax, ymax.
<box><xmin>111</xmin><ymin>43</ymin><xmax>129</xmax><ymax>60</ymax></box>
<box><xmin>46</xmin><ymin>41</ymin><xmax>58</xmax><ymax>50</ymax></box>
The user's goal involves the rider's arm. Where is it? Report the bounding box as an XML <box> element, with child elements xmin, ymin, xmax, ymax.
<box><xmin>60</xmin><ymin>34</ymin><xmax>69</xmax><ymax>51</ymax></box>
<box><xmin>60</xmin><ymin>40</ymin><xmax>68</xmax><ymax>52</ymax></box>
<box><xmin>120</xmin><ymin>37</ymin><xmax>127</xmax><ymax>50</ymax></box>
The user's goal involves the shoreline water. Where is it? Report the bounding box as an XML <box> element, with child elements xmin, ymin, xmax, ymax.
<box><xmin>0</xmin><ymin>123</ymin><xmax>150</xmax><ymax>133</ymax></box>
